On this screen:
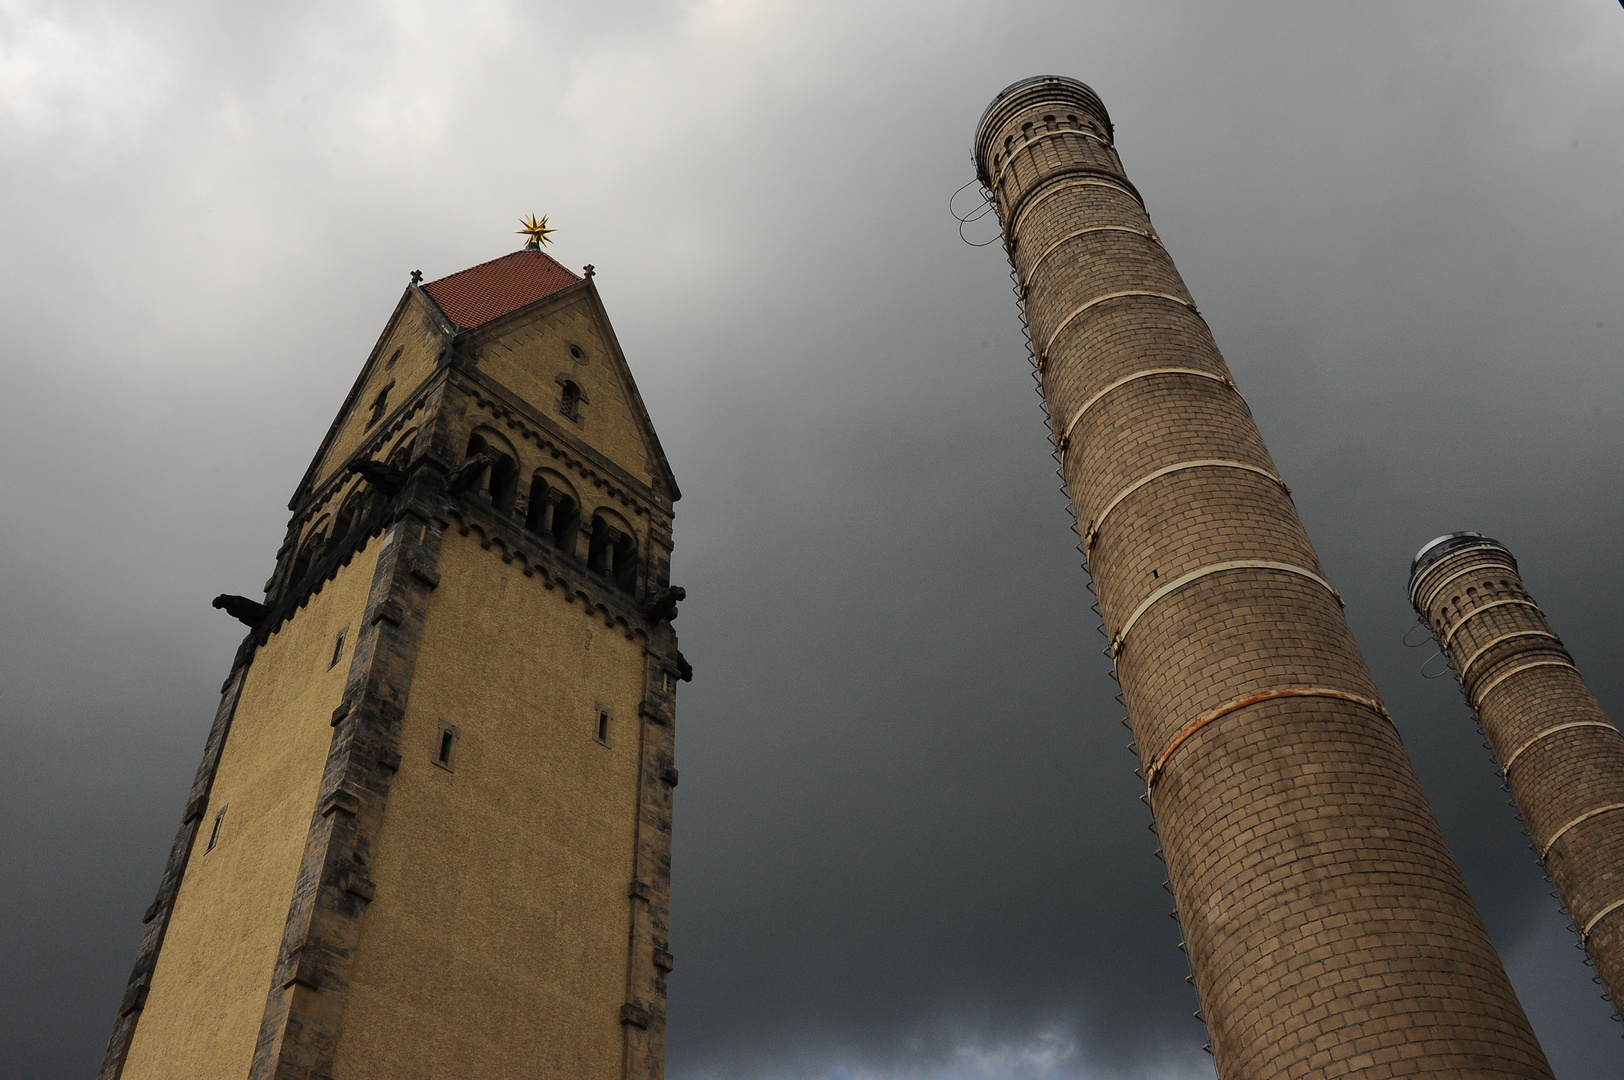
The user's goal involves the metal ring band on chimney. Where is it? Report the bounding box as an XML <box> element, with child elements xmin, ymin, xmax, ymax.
<box><xmin>1043</xmin><ymin>292</ymin><xmax>1203</xmax><ymax>362</ymax></box>
<box><xmin>1010</xmin><ymin>177</ymin><xmax>1144</xmax><ymax>237</ymax></box>
<box><xmin>1439</xmin><ymin>599</ymin><xmax>1543</xmax><ymax>649</ymax></box>
<box><xmin>1582</xmin><ymin>897</ymin><xmax>1624</xmax><ymax>943</ymax></box>
<box><xmin>1111</xmin><ymin>560</ymin><xmax>1343</xmax><ymax>657</ymax></box>
<box><xmin>1541</xmin><ymin>803</ymin><xmax>1624</xmax><ymax>859</ymax></box>
<box><xmin>992</xmin><ymin>128</ymin><xmax>1114</xmax><ymax>191</ymax></box>
<box><xmin>1504</xmin><ymin>721</ymin><xmax>1623</xmax><ymax>772</ymax></box>
<box><xmin>1456</xmin><ymin>630</ymin><xmax>1563</xmax><ymax>686</ymax></box>
<box><xmin>1469</xmin><ymin>659</ymin><xmax>1579</xmax><ymax>711</ymax></box>
<box><xmin>1057</xmin><ymin>368</ymin><xmax>1236</xmax><ymax>451</ymax></box>
<box><xmin>1022</xmin><ymin>226</ymin><xmax>1162</xmax><ymax>293</ymax></box>
<box><xmin>1085</xmin><ymin>460</ymin><xmax>1289</xmax><ymax>550</ymax></box>
<box><xmin>1416</xmin><ymin>558</ymin><xmax>1519</xmax><ymax>615</ymax></box>
<box><xmin>1145</xmin><ymin>686</ymin><xmax>1391</xmax><ymax>787</ymax></box>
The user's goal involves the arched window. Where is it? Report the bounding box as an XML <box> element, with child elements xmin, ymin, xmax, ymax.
<box><xmin>386</xmin><ymin>432</ymin><xmax>416</xmax><ymax>471</ymax></box>
<box><xmin>587</xmin><ymin>514</ymin><xmax>609</xmax><ymax>573</ymax></box>
<box><xmin>332</xmin><ymin>489</ymin><xmax>364</xmax><ymax>538</ymax></box>
<box><xmin>612</xmin><ymin>530</ymin><xmax>637</xmax><ymax>592</ymax></box>
<box><xmin>464</xmin><ymin>432</ymin><xmax>518</xmax><ymax>513</ymax></box>
<box><xmin>526</xmin><ymin>471</ymin><xmax>580</xmax><ymax>551</ymax></box>
<box><xmin>488</xmin><ymin>455</ymin><xmax>518</xmax><ymax>513</ymax></box>
<box><xmin>553</xmin><ymin>492</ymin><xmax>580</xmax><ymax>551</ymax></box>
<box><xmin>290</xmin><ymin>530</ymin><xmax>327</xmax><ymax>584</ymax></box>
<box><xmin>560</xmin><ymin>380</ymin><xmax>582</xmax><ymax>422</ymax></box>
<box><xmin>525</xmin><ymin>473</ymin><xmax>551</xmax><ymax>534</ymax></box>
<box><xmin>587</xmin><ymin>513</ymin><xmax>637</xmax><ymax>592</ymax></box>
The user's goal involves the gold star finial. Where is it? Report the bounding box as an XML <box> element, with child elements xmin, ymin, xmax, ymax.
<box><xmin>517</xmin><ymin>213</ymin><xmax>555</xmax><ymax>248</ymax></box>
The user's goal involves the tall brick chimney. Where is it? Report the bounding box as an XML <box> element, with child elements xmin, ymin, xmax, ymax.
<box><xmin>973</xmin><ymin>76</ymin><xmax>1553</xmax><ymax>1077</ymax></box>
<box><xmin>1411</xmin><ymin>532</ymin><xmax>1624</xmax><ymax>1016</ymax></box>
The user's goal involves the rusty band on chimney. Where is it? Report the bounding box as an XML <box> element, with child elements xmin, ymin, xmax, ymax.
<box><xmin>1111</xmin><ymin>560</ymin><xmax>1342</xmax><ymax>657</ymax></box>
<box><xmin>1146</xmin><ymin>686</ymin><xmax>1392</xmax><ymax>787</ymax></box>
<box><xmin>1057</xmin><ymin>367</ymin><xmax>1235</xmax><ymax>451</ymax></box>
<box><xmin>1085</xmin><ymin>460</ymin><xmax>1288</xmax><ymax>549</ymax></box>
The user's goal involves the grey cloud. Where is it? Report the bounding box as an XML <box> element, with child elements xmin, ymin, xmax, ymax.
<box><xmin>3</xmin><ymin>1</ymin><xmax>1622</xmax><ymax>1077</ymax></box>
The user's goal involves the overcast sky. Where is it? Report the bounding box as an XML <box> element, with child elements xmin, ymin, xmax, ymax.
<box><xmin>3</xmin><ymin>1</ymin><xmax>1622</xmax><ymax>1077</ymax></box>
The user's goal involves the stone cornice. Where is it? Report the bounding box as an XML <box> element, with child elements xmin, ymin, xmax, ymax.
<box><xmin>444</xmin><ymin>495</ymin><xmax>671</xmax><ymax>647</ymax></box>
<box><xmin>259</xmin><ymin>473</ymin><xmax>677</xmax><ymax>663</ymax></box>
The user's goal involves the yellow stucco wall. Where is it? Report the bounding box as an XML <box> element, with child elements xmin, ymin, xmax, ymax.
<box><xmin>329</xmin><ymin>530</ymin><xmax>645</xmax><ymax>1079</ymax></box>
<box><xmin>122</xmin><ymin>543</ymin><xmax>382</xmax><ymax>1080</ymax></box>
<box><xmin>477</xmin><ymin>300</ymin><xmax>657</xmax><ymax>489</ymax></box>
<box><xmin>316</xmin><ymin>298</ymin><xmax>443</xmax><ymax>490</ymax></box>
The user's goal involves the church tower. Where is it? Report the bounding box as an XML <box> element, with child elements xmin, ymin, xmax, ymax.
<box><xmin>100</xmin><ymin>241</ymin><xmax>688</xmax><ymax>1080</ymax></box>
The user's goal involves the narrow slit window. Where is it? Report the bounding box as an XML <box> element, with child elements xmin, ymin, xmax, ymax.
<box><xmin>366</xmin><ymin>382</ymin><xmax>395</xmax><ymax>428</ymax></box>
<box><xmin>596</xmin><ymin>710</ymin><xmax>611</xmax><ymax>745</ymax></box>
<box><xmin>329</xmin><ymin>627</ymin><xmax>347</xmax><ymax>670</ymax></box>
<box><xmin>434</xmin><ymin>722</ymin><xmax>459</xmax><ymax>772</ymax></box>
<box><xmin>205</xmin><ymin>807</ymin><xmax>226</xmax><ymax>853</ymax></box>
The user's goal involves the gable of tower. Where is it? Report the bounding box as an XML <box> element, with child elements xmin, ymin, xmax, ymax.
<box><xmin>289</xmin><ymin>252</ymin><xmax>678</xmax><ymax>517</ymax></box>
<box><xmin>296</xmin><ymin>288</ymin><xmax>452</xmax><ymax>507</ymax></box>
<box><xmin>466</xmin><ymin>287</ymin><xmax>679</xmax><ymax>503</ymax></box>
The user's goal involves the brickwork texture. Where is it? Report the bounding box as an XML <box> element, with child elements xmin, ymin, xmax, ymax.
<box><xmin>1411</xmin><ymin>532</ymin><xmax>1624</xmax><ymax>1016</ymax></box>
<box><xmin>974</xmin><ymin>76</ymin><xmax>1553</xmax><ymax>1078</ymax></box>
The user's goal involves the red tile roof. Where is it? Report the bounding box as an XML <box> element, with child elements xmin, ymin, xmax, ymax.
<box><xmin>421</xmin><ymin>250</ymin><xmax>582</xmax><ymax>329</ymax></box>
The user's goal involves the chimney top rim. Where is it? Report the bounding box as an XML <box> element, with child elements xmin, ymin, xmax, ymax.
<box><xmin>973</xmin><ymin>76</ymin><xmax>1112</xmax><ymax>183</ymax></box>
<box><xmin>1408</xmin><ymin>531</ymin><xmax>1517</xmax><ymax>608</ymax></box>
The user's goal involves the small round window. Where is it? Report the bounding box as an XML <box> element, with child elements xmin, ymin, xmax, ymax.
<box><xmin>569</xmin><ymin>344</ymin><xmax>584</xmax><ymax>361</ymax></box>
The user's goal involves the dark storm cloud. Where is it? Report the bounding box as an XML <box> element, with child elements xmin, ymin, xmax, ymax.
<box><xmin>2</xmin><ymin>1</ymin><xmax>1621</xmax><ymax>1077</ymax></box>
